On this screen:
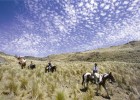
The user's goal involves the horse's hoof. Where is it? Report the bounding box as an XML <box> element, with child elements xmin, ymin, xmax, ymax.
<box><xmin>106</xmin><ymin>96</ymin><xmax>111</xmax><ymax>99</ymax></box>
<box><xmin>85</xmin><ymin>87</ymin><xmax>88</xmax><ymax>90</ymax></box>
<box><xmin>95</xmin><ymin>92</ymin><xmax>100</xmax><ymax>96</ymax></box>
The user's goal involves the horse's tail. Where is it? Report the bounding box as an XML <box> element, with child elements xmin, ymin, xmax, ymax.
<box><xmin>33</xmin><ymin>65</ymin><xmax>36</xmax><ymax>68</ymax></box>
<box><xmin>82</xmin><ymin>73</ymin><xmax>85</xmax><ymax>85</ymax></box>
<box><xmin>54</xmin><ymin>66</ymin><xmax>56</xmax><ymax>71</ymax></box>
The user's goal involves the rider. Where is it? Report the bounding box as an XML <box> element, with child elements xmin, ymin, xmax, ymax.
<box><xmin>28</xmin><ymin>61</ymin><xmax>34</xmax><ymax>69</ymax></box>
<box><xmin>93</xmin><ymin>63</ymin><xmax>99</xmax><ymax>84</ymax></box>
<box><xmin>48</xmin><ymin>61</ymin><xmax>52</xmax><ymax>71</ymax></box>
<box><xmin>30</xmin><ymin>61</ymin><xmax>34</xmax><ymax>67</ymax></box>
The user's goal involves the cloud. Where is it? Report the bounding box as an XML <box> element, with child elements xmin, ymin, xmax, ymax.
<box><xmin>71</xmin><ymin>10</ymin><xmax>140</xmax><ymax>51</ymax></box>
<box><xmin>2</xmin><ymin>34</ymin><xmax>42</xmax><ymax>56</ymax></box>
<box><xmin>1</xmin><ymin>0</ymin><xmax>140</xmax><ymax>56</ymax></box>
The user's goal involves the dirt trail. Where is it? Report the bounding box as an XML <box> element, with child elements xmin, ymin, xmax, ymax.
<box><xmin>0</xmin><ymin>57</ymin><xmax>6</xmax><ymax>63</ymax></box>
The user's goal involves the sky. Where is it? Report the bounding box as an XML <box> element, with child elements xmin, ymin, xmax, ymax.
<box><xmin>0</xmin><ymin>0</ymin><xmax>140</xmax><ymax>57</ymax></box>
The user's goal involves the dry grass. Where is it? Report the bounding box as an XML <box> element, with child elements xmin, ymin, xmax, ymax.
<box><xmin>0</xmin><ymin>60</ymin><xmax>139</xmax><ymax>100</ymax></box>
<box><xmin>0</xmin><ymin>41</ymin><xmax>140</xmax><ymax>100</ymax></box>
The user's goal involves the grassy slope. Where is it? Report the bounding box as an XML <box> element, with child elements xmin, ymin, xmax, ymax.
<box><xmin>48</xmin><ymin>41</ymin><xmax>140</xmax><ymax>63</ymax></box>
<box><xmin>0</xmin><ymin>41</ymin><xmax>140</xmax><ymax>100</ymax></box>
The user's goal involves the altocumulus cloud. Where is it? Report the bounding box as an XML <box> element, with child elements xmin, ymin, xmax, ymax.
<box><xmin>0</xmin><ymin>0</ymin><xmax>140</xmax><ymax>56</ymax></box>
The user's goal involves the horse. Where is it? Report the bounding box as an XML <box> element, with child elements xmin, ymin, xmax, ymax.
<box><xmin>82</xmin><ymin>72</ymin><xmax>115</xmax><ymax>99</ymax></box>
<box><xmin>15</xmin><ymin>56</ymin><xmax>26</xmax><ymax>69</ymax></box>
<box><xmin>28</xmin><ymin>64</ymin><xmax>36</xmax><ymax>70</ymax></box>
<box><xmin>45</xmin><ymin>65</ymin><xmax>56</xmax><ymax>73</ymax></box>
<box><xmin>82</xmin><ymin>72</ymin><xmax>94</xmax><ymax>88</ymax></box>
<box><xmin>96</xmin><ymin>72</ymin><xmax>115</xmax><ymax>99</ymax></box>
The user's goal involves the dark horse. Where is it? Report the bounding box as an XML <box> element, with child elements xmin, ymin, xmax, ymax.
<box><xmin>45</xmin><ymin>65</ymin><xmax>56</xmax><ymax>73</ymax></box>
<box><xmin>82</xmin><ymin>72</ymin><xmax>115</xmax><ymax>99</ymax></box>
<box><xmin>82</xmin><ymin>72</ymin><xmax>94</xmax><ymax>88</ymax></box>
<box><xmin>19</xmin><ymin>61</ymin><xmax>26</xmax><ymax>69</ymax></box>
<box><xmin>28</xmin><ymin>64</ymin><xmax>36</xmax><ymax>70</ymax></box>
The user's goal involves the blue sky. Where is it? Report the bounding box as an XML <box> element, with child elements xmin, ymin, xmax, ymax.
<box><xmin>0</xmin><ymin>0</ymin><xmax>140</xmax><ymax>57</ymax></box>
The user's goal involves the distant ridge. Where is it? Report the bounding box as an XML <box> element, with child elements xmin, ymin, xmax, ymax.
<box><xmin>0</xmin><ymin>40</ymin><xmax>140</xmax><ymax>62</ymax></box>
<box><xmin>0</xmin><ymin>51</ymin><xmax>11</xmax><ymax>56</ymax></box>
<box><xmin>0</xmin><ymin>52</ymin><xmax>7</xmax><ymax>63</ymax></box>
<box><xmin>46</xmin><ymin>40</ymin><xmax>140</xmax><ymax>63</ymax></box>
<box><xmin>24</xmin><ymin>56</ymin><xmax>47</xmax><ymax>61</ymax></box>
<box><xmin>125</xmin><ymin>40</ymin><xmax>139</xmax><ymax>45</ymax></box>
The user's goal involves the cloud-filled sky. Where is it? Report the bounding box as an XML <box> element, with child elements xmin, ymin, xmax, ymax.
<box><xmin>0</xmin><ymin>0</ymin><xmax>140</xmax><ymax>57</ymax></box>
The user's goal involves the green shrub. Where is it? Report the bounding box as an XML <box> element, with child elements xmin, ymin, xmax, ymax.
<box><xmin>19</xmin><ymin>77</ymin><xmax>28</xmax><ymax>89</ymax></box>
<box><xmin>56</xmin><ymin>91</ymin><xmax>65</xmax><ymax>100</ymax></box>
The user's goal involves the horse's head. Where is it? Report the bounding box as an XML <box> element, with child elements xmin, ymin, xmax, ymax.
<box><xmin>15</xmin><ymin>55</ymin><xmax>20</xmax><ymax>60</ymax></box>
<box><xmin>108</xmin><ymin>72</ymin><xmax>116</xmax><ymax>83</ymax></box>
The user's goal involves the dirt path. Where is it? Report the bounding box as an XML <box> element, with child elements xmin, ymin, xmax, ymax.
<box><xmin>0</xmin><ymin>57</ymin><xmax>6</xmax><ymax>63</ymax></box>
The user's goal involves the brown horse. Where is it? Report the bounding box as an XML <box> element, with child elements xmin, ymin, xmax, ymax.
<box><xmin>45</xmin><ymin>65</ymin><xmax>56</xmax><ymax>73</ymax></box>
<box><xmin>15</xmin><ymin>56</ymin><xmax>26</xmax><ymax>69</ymax></box>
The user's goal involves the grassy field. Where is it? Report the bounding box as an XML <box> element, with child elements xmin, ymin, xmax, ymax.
<box><xmin>0</xmin><ymin>41</ymin><xmax>140</xmax><ymax>100</ymax></box>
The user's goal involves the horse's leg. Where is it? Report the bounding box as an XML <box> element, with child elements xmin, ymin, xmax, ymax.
<box><xmin>87</xmin><ymin>81</ymin><xmax>89</xmax><ymax>88</ymax></box>
<box><xmin>47</xmin><ymin>68</ymin><xmax>49</xmax><ymax>72</ymax></box>
<box><xmin>21</xmin><ymin>66</ymin><xmax>23</xmax><ymax>69</ymax></box>
<box><xmin>103</xmin><ymin>85</ymin><xmax>110</xmax><ymax>98</ymax></box>
<box><xmin>82</xmin><ymin>74</ymin><xmax>85</xmax><ymax>88</ymax></box>
<box><xmin>85</xmin><ymin>77</ymin><xmax>88</xmax><ymax>88</ymax></box>
<box><xmin>84</xmin><ymin>82</ymin><xmax>86</xmax><ymax>88</ymax></box>
<box><xmin>23</xmin><ymin>63</ymin><xmax>26</xmax><ymax>69</ymax></box>
<box><xmin>51</xmin><ymin>68</ymin><xmax>53</xmax><ymax>73</ymax></box>
<box><xmin>83</xmin><ymin>79</ymin><xmax>86</xmax><ymax>88</ymax></box>
<box><xmin>53</xmin><ymin>68</ymin><xmax>55</xmax><ymax>72</ymax></box>
<box><xmin>82</xmin><ymin>74</ymin><xmax>84</xmax><ymax>86</ymax></box>
<box><xmin>48</xmin><ymin>68</ymin><xmax>50</xmax><ymax>72</ymax></box>
<box><xmin>47</xmin><ymin>69</ymin><xmax>48</xmax><ymax>72</ymax></box>
<box><xmin>83</xmin><ymin>81</ymin><xmax>86</xmax><ymax>88</ymax></box>
<box><xmin>96</xmin><ymin>84</ymin><xmax>100</xmax><ymax>96</ymax></box>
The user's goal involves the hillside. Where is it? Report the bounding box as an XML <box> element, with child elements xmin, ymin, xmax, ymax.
<box><xmin>0</xmin><ymin>52</ymin><xmax>15</xmax><ymax>64</ymax></box>
<box><xmin>47</xmin><ymin>41</ymin><xmax>140</xmax><ymax>63</ymax></box>
<box><xmin>0</xmin><ymin>41</ymin><xmax>140</xmax><ymax>100</ymax></box>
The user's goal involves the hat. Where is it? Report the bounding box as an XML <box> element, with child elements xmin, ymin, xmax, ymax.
<box><xmin>95</xmin><ymin>63</ymin><xmax>97</xmax><ymax>66</ymax></box>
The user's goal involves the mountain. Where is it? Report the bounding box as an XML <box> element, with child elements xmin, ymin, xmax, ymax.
<box><xmin>0</xmin><ymin>41</ymin><xmax>140</xmax><ymax>63</ymax></box>
<box><xmin>0</xmin><ymin>51</ymin><xmax>11</xmax><ymax>56</ymax></box>
<box><xmin>0</xmin><ymin>52</ymin><xmax>11</xmax><ymax>63</ymax></box>
<box><xmin>47</xmin><ymin>41</ymin><xmax>140</xmax><ymax>63</ymax></box>
<box><xmin>24</xmin><ymin>56</ymin><xmax>45</xmax><ymax>61</ymax></box>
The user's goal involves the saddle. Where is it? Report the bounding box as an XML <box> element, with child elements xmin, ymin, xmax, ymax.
<box><xmin>94</xmin><ymin>73</ymin><xmax>100</xmax><ymax>78</ymax></box>
<box><xmin>94</xmin><ymin>73</ymin><xmax>103</xmax><ymax>83</ymax></box>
